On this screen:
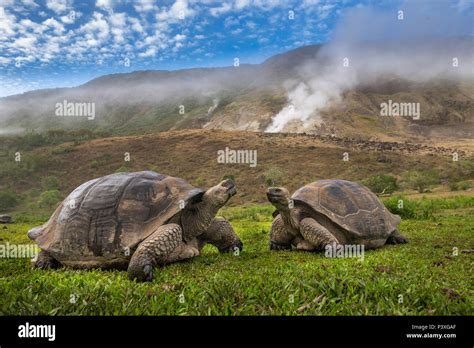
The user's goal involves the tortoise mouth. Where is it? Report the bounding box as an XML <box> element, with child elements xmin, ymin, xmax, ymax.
<box><xmin>224</xmin><ymin>180</ymin><xmax>236</xmax><ymax>196</ymax></box>
<box><xmin>266</xmin><ymin>192</ymin><xmax>282</xmax><ymax>203</ymax></box>
<box><xmin>227</xmin><ymin>185</ymin><xmax>237</xmax><ymax>196</ymax></box>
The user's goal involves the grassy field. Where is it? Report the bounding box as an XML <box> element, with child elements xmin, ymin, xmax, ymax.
<box><xmin>0</xmin><ymin>198</ymin><xmax>473</xmax><ymax>316</ymax></box>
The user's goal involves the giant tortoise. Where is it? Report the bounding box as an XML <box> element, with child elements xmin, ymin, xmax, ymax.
<box><xmin>266</xmin><ymin>180</ymin><xmax>408</xmax><ymax>252</ymax></box>
<box><xmin>28</xmin><ymin>171</ymin><xmax>241</xmax><ymax>281</ymax></box>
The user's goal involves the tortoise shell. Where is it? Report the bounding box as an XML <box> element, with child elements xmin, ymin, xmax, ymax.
<box><xmin>292</xmin><ymin>180</ymin><xmax>400</xmax><ymax>239</ymax></box>
<box><xmin>33</xmin><ymin>171</ymin><xmax>203</xmax><ymax>262</ymax></box>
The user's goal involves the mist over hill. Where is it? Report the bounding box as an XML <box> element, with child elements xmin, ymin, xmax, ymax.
<box><xmin>0</xmin><ymin>36</ymin><xmax>473</xmax><ymax>139</ymax></box>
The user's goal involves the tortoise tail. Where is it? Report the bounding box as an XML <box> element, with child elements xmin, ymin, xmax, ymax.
<box><xmin>28</xmin><ymin>225</ymin><xmax>45</xmax><ymax>240</ymax></box>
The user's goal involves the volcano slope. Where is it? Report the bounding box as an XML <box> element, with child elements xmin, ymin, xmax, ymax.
<box><xmin>1</xmin><ymin>129</ymin><xmax>472</xmax><ymax>206</ymax></box>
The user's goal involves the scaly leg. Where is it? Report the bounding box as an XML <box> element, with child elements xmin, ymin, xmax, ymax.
<box><xmin>165</xmin><ymin>239</ymin><xmax>200</xmax><ymax>263</ymax></box>
<box><xmin>33</xmin><ymin>250</ymin><xmax>60</xmax><ymax>269</ymax></box>
<box><xmin>198</xmin><ymin>217</ymin><xmax>242</xmax><ymax>253</ymax></box>
<box><xmin>386</xmin><ymin>229</ymin><xmax>408</xmax><ymax>244</ymax></box>
<box><xmin>269</xmin><ymin>214</ymin><xmax>292</xmax><ymax>250</ymax></box>
<box><xmin>299</xmin><ymin>218</ymin><xmax>339</xmax><ymax>251</ymax></box>
<box><xmin>127</xmin><ymin>223</ymin><xmax>182</xmax><ymax>282</ymax></box>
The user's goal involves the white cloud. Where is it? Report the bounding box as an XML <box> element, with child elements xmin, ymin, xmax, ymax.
<box><xmin>172</xmin><ymin>41</ymin><xmax>183</xmax><ymax>52</ymax></box>
<box><xmin>210</xmin><ymin>2</ymin><xmax>232</xmax><ymax>16</ymax></box>
<box><xmin>21</xmin><ymin>0</ymin><xmax>39</xmax><ymax>8</ymax></box>
<box><xmin>110</xmin><ymin>12</ymin><xmax>126</xmax><ymax>27</ymax></box>
<box><xmin>156</xmin><ymin>0</ymin><xmax>195</xmax><ymax>21</ymax></box>
<box><xmin>79</xmin><ymin>12</ymin><xmax>109</xmax><ymax>41</ymax></box>
<box><xmin>231</xmin><ymin>28</ymin><xmax>242</xmax><ymax>35</ymax></box>
<box><xmin>96</xmin><ymin>0</ymin><xmax>112</xmax><ymax>9</ymax></box>
<box><xmin>0</xmin><ymin>0</ymin><xmax>15</xmax><ymax>7</ymax></box>
<box><xmin>246</xmin><ymin>21</ymin><xmax>256</xmax><ymax>29</ymax></box>
<box><xmin>134</xmin><ymin>0</ymin><xmax>157</xmax><ymax>12</ymax></box>
<box><xmin>60</xmin><ymin>10</ymin><xmax>81</xmax><ymax>24</ymax></box>
<box><xmin>0</xmin><ymin>56</ymin><xmax>12</xmax><ymax>64</ymax></box>
<box><xmin>13</xmin><ymin>36</ymin><xmax>37</xmax><ymax>49</ymax></box>
<box><xmin>129</xmin><ymin>17</ymin><xmax>144</xmax><ymax>33</ymax></box>
<box><xmin>46</xmin><ymin>0</ymin><xmax>71</xmax><ymax>14</ymax></box>
<box><xmin>18</xmin><ymin>18</ymin><xmax>44</xmax><ymax>34</ymax></box>
<box><xmin>0</xmin><ymin>7</ymin><xmax>16</xmax><ymax>37</ymax></box>
<box><xmin>224</xmin><ymin>16</ymin><xmax>239</xmax><ymax>28</ymax></box>
<box><xmin>234</xmin><ymin>0</ymin><xmax>281</xmax><ymax>10</ymax></box>
<box><xmin>43</xmin><ymin>17</ymin><xmax>65</xmax><ymax>34</ymax></box>
<box><xmin>138</xmin><ymin>47</ymin><xmax>156</xmax><ymax>57</ymax></box>
<box><xmin>235</xmin><ymin>0</ymin><xmax>250</xmax><ymax>9</ymax></box>
<box><xmin>174</xmin><ymin>33</ymin><xmax>186</xmax><ymax>41</ymax></box>
<box><xmin>14</xmin><ymin>54</ymin><xmax>35</xmax><ymax>63</ymax></box>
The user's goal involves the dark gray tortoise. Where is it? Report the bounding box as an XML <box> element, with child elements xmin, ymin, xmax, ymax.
<box><xmin>28</xmin><ymin>171</ymin><xmax>242</xmax><ymax>281</ymax></box>
<box><xmin>266</xmin><ymin>180</ymin><xmax>408</xmax><ymax>251</ymax></box>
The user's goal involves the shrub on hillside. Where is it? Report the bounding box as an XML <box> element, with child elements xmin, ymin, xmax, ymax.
<box><xmin>383</xmin><ymin>196</ymin><xmax>439</xmax><ymax>220</ymax></box>
<box><xmin>0</xmin><ymin>190</ymin><xmax>19</xmax><ymax>212</ymax></box>
<box><xmin>38</xmin><ymin>190</ymin><xmax>62</xmax><ymax>209</ymax></box>
<box><xmin>457</xmin><ymin>181</ymin><xmax>471</xmax><ymax>190</ymax></box>
<box><xmin>401</xmin><ymin>170</ymin><xmax>439</xmax><ymax>193</ymax></box>
<box><xmin>361</xmin><ymin>174</ymin><xmax>398</xmax><ymax>195</ymax></box>
<box><xmin>115</xmin><ymin>165</ymin><xmax>130</xmax><ymax>173</ymax></box>
<box><xmin>449</xmin><ymin>180</ymin><xmax>471</xmax><ymax>191</ymax></box>
<box><xmin>264</xmin><ymin>167</ymin><xmax>286</xmax><ymax>187</ymax></box>
<box><xmin>445</xmin><ymin>160</ymin><xmax>474</xmax><ymax>182</ymax></box>
<box><xmin>383</xmin><ymin>196</ymin><xmax>417</xmax><ymax>219</ymax></box>
<box><xmin>194</xmin><ymin>177</ymin><xmax>206</xmax><ymax>187</ymax></box>
<box><xmin>41</xmin><ymin>176</ymin><xmax>60</xmax><ymax>190</ymax></box>
<box><xmin>222</xmin><ymin>174</ymin><xmax>235</xmax><ymax>182</ymax></box>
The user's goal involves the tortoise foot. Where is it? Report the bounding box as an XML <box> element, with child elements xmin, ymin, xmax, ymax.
<box><xmin>34</xmin><ymin>251</ymin><xmax>60</xmax><ymax>269</ymax></box>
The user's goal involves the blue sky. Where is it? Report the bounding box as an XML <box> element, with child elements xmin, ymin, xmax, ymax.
<box><xmin>0</xmin><ymin>0</ymin><xmax>472</xmax><ymax>97</ymax></box>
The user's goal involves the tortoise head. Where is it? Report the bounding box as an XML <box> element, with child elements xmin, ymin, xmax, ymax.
<box><xmin>202</xmin><ymin>179</ymin><xmax>237</xmax><ymax>208</ymax></box>
<box><xmin>266</xmin><ymin>187</ymin><xmax>291</xmax><ymax>211</ymax></box>
<box><xmin>181</xmin><ymin>179</ymin><xmax>236</xmax><ymax>240</ymax></box>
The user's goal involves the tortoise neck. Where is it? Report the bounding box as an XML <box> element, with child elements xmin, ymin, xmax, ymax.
<box><xmin>279</xmin><ymin>207</ymin><xmax>299</xmax><ymax>231</ymax></box>
<box><xmin>182</xmin><ymin>202</ymin><xmax>218</xmax><ymax>240</ymax></box>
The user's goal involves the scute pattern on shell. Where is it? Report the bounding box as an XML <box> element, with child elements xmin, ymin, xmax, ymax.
<box><xmin>34</xmin><ymin>171</ymin><xmax>204</xmax><ymax>262</ymax></box>
<box><xmin>292</xmin><ymin>180</ymin><xmax>400</xmax><ymax>239</ymax></box>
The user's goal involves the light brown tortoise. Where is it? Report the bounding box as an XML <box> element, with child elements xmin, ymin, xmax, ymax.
<box><xmin>266</xmin><ymin>180</ymin><xmax>408</xmax><ymax>251</ymax></box>
<box><xmin>28</xmin><ymin>171</ymin><xmax>242</xmax><ymax>282</ymax></box>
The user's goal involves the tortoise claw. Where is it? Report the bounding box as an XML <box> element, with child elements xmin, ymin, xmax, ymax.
<box><xmin>269</xmin><ymin>240</ymin><xmax>291</xmax><ymax>251</ymax></box>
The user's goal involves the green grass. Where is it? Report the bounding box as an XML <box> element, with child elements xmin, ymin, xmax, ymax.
<box><xmin>0</xmin><ymin>203</ymin><xmax>473</xmax><ymax>315</ymax></box>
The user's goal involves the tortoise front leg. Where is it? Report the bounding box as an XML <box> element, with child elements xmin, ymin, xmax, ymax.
<box><xmin>198</xmin><ymin>217</ymin><xmax>242</xmax><ymax>253</ymax></box>
<box><xmin>386</xmin><ymin>229</ymin><xmax>409</xmax><ymax>244</ymax></box>
<box><xmin>299</xmin><ymin>218</ymin><xmax>339</xmax><ymax>251</ymax></box>
<box><xmin>33</xmin><ymin>250</ymin><xmax>61</xmax><ymax>269</ymax></box>
<box><xmin>128</xmin><ymin>223</ymin><xmax>182</xmax><ymax>282</ymax></box>
<box><xmin>269</xmin><ymin>214</ymin><xmax>292</xmax><ymax>250</ymax></box>
<box><xmin>165</xmin><ymin>239</ymin><xmax>200</xmax><ymax>263</ymax></box>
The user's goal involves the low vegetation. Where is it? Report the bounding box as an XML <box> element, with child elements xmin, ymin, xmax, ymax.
<box><xmin>362</xmin><ymin>174</ymin><xmax>398</xmax><ymax>195</ymax></box>
<box><xmin>1</xmin><ymin>129</ymin><xmax>472</xmax><ymax>207</ymax></box>
<box><xmin>401</xmin><ymin>170</ymin><xmax>439</xmax><ymax>193</ymax></box>
<box><xmin>0</xmin><ymin>190</ymin><xmax>19</xmax><ymax>212</ymax></box>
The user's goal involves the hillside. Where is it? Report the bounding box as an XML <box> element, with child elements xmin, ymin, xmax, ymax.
<box><xmin>1</xmin><ymin>38</ymin><xmax>473</xmax><ymax>140</ymax></box>
<box><xmin>1</xmin><ymin>129</ymin><xmax>472</xmax><ymax>209</ymax></box>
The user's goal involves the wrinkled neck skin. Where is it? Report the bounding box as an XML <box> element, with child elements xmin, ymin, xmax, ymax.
<box><xmin>278</xmin><ymin>205</ymin><xmax>300</xmax><ymax>233</ymax></box>
<box><xmin>181</xmin><ymin>198</ymin><xmax>220</xmax><ymax>241</ymax></box>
